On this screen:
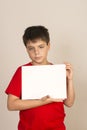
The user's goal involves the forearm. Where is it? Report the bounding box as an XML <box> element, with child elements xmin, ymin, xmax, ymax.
<box><xmin>64</xmin><ymin>79</ymin><xmax>75</xmax><ymax>107</ymax></box>
<box><xmin>7</xmin><ymin>95</ymin><xmax>53</xmax><ymax>111</ymax></box>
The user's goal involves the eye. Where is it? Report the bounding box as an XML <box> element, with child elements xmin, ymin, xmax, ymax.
<box><xmin>39</xmin><ymin>45</ymin><xmax>45</xmax><ymax>48</ymax></box>
<box><xmin>28</xmin><ymin>47</ymin><xmax>34</xmax><ymax>51</ymax></box>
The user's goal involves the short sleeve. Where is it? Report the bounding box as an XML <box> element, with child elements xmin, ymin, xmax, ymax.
<box><xmin>5</xmin><ymin>67</ymin><xmax>21</xmax><ymax>98</ymax></box>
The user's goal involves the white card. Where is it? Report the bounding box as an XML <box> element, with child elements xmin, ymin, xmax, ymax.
<box><xmin>22</xmin><ymin>64</ymin><xmax>67</xmax><ymax>99</ymax></box>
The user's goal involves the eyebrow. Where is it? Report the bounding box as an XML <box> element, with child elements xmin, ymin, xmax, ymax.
<box><xmin>27</xmin><ymin>43</ymin><xmax>45</xmax><ymax>48</ymax></box>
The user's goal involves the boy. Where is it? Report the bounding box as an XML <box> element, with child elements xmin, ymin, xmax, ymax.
<box><xmin>5</xmin><ymin>26</ymin><xmax>75</xmax><ymax>130</ymax></box>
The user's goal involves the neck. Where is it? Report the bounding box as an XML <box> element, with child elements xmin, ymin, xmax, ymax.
<box><xmin>31</xmin><ymin>61</ymin><xmax>51</xmax><ymax>65</ymax></box>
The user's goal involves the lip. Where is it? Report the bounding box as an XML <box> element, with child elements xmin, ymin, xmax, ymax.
<box><xmin>35</xmin><ymin>56</ymin><xmax>42</xmax><ymax>60</ymax></box>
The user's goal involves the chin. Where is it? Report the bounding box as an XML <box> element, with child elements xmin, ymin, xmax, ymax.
<box><xmin>33</xmin><ymin>60</ymin><xmax>44</xmax><ymax>65</ymax></box>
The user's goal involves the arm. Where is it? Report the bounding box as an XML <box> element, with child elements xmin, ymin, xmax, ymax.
<box><xmin>63</xmin><ymin>63</ymin><xmax>75</xmax><ymax>107</ymax></box>
<box><xmin>7</xmin><ymin>94</ymin><xmax>52</xmax><ymax>111</ymax></box>
<box><xmin>7</xmin><ymin>94</ymin><xmax>62</xmax><ymax>111</ymax></box>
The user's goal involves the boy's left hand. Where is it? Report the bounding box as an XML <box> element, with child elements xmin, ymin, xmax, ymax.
<box><xmin>64</xmin><ymin>63</ymin><xmax>73</xmax><ymax>80</ymax></box>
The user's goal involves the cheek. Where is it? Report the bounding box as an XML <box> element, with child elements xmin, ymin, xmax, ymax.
<box><xmin>41</xmin><ymin>48</ymin><xmax>49</xmax><ymax>54</ymax></box>
<box><xmin>44</xmin><ymin>49</ymin><xmax>49</xmax><ymax>55</ymax></box>
<box><xmin>27</xmin><ymin>51</ymin><xmax>34</xmax><ymax>58</ymax></box>
<box><xmin>40</xmin><ymin>50</ymin><xmax>46</xmax><ymax>56</ymax></box>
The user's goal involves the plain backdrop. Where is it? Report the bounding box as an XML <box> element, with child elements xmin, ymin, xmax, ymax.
<box><xmin>0</xmin><ymin>0</ymin><xmax>87</xmax><ymax>130</ymax></box>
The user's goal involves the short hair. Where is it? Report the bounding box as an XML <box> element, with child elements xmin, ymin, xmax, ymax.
<box><xmin>23</xmin><ymin>25</ymin><xmax>50</xmax><ymax>46</ymax></box>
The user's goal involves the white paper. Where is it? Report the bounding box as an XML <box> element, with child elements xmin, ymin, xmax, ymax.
<box><xmin>22</xmin><ymin>64</ymin><xmax>67</xmax><ymax>99</ymax></box>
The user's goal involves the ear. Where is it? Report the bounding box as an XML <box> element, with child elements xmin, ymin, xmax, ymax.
<box><xmin>48</xmin><ymin>42</ymin><xmax>50</xmax><ymax>50</ymax></box>
<box><xmin>25</xmin><ymin>46</ymin><xmax>28</xmax><ymax>53</ymax></box>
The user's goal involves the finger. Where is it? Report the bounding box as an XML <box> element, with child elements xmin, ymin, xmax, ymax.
<box><xmin>41</xmin><ymin>95</ymin><xmax>50</xmax><ymax>101</ymax></box>
<box><xmin>64</xmin><ymin>62</ymin><xmax>72</xmax><ymax>66</ymax></box>
<box><xmin>52</xmin><ymin>98</ymin><xmax>63</xmax><ymax>102</ymax></box>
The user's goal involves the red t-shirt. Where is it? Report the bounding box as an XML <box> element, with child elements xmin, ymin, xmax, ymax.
<box><xmin>5</xmin><ymin>62</ymin><xmax>66</xmax><ymax>130</ymax></box>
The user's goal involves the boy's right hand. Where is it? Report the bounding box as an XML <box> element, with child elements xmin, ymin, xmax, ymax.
<box><xmin>41</xmin><ymin>95</ymin><xmax>63</xmax><ymax>102</ymax></box>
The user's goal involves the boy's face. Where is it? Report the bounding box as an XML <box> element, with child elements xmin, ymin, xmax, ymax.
<box><xmin>26</xmin><ymin>39</ymin><xmax>50</xmax><ymax>65</ymax></box>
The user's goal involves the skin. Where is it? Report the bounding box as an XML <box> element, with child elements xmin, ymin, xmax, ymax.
<box><xmin>7</xmin><ymin>39</ymin><xmax>75</xmax><ymax>111</ymax></box>
<box><xmin>26</xmin><ymin>39</ymin><xmax>50</xmax><ymax>65</ymax></box>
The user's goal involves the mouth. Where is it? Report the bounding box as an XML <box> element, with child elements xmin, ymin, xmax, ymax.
<box><xmin>35</xmin><ymin>56</ymin><xmax>42</xmax><ymax>60</ymax></box>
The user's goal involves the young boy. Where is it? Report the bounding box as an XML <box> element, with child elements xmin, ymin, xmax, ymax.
<box><xmin>5</xmin><ymin>26</ymin><xmax>75</xmax><ymax>130</ymax></box>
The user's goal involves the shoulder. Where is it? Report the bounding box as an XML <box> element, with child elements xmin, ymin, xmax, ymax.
<box><xmin>22</xmin><ymin>62</ymin><xmax>32</xmax><ymax>67</ymax></box>
<box><xmin>16</xmin><ymin>62</ymin><xmax>32</xmax><ymax>71</ymax></box>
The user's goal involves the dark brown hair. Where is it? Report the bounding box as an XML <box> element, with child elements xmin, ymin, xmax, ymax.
<box><xmin>23</xmin><ymin>25</ymin><xmax>50</xmax><ymax>46</ymax></box>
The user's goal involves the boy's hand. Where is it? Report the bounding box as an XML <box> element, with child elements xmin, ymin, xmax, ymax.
<box><xmin>64</xmin><ymin>62</ymin><xmax>73</xmax><ymax>80</ymax></box>
<box><xmin>50</xmin><ymin>98</ymin><xmax>63</xmax><ymax>102</ymax></box>
<box><xmin>41</xmin><ymin>95</ymin><xmax>63</xmax><ymax>102</ymax></box>
<box><xmin>41</xmin><ymin>95</ymin><xmax>50</xmax><ymax>101</ymax></box>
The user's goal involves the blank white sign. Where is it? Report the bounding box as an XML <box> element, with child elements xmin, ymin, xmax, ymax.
<box><xmin>22</xmin><ymin>64</ymin><xmax>67</xmax><ymax>99</ymax></box>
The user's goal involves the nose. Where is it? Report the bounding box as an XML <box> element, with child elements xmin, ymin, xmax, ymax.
<box><xmin>34</xmin><ymin>48</ymin><xmax>39</xmax><ymax>55</ymax></box>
